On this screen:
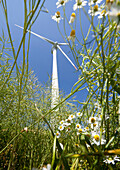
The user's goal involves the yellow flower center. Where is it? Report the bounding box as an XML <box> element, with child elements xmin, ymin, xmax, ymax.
<box><xmin>76</xmin><ymin>124</ymin><xmax>80</xmax><ymax>128</ymax></box>
<box><xmin>70</xmin><ymin>30</ymin><xmax>75</xmax><ymax>36</ymax></box>
<box><xmin>94</xmin><ymin>135</ymin><xmax>100</xmax><ymax>141</ymax></box>
<box><xmin>86</xmin><ymin>127</ymin><xmax>89</xmax><ymax>130</ymax></box>
<box><xmin>108</xmin><ymin>157</ymin><xmax>112</xmax><ymax>161</ymax></box>
<box><xmin>106</xmin><ymin>0</ymin><xmax>114</xmax><ymax>4</ymax></box>
<box><xmin>68</xmin><ymin>127</ymin><xmax>70</xmax><ymax>131</ymax></box>
<box><xmin>56</xmin><ymin>11</ymin><xmax>60</xmax><ymax>18</ymax></box>
<box><xmin>93</xmin><ymin>123</ymin><xmax>97</xmax><ymax>127</ymax></box>
<box><xmin>79</xmin><ymin>129</ymin><xmax>82</xmax><ymax>133</ymax></box>
<box><xmin>56</xmin><ymin>132</ymin><xmax>59</xmax><ymax>136</ymax></box>
<box><xmin>77</xmin><ymin>0</ymin><xmax>82</xmax><ymax>6</ymax></box>
<box><xmin>60</xmin><ymin>126</ymin><xmax>62</xmax><ymax>129</ymax></box>
<box><xmin>71</xmin><ymin>115</ymin><xmax>74</xmax><ymax>118</ymax></box>
<box><xmin>75</xmin><ymin>144</ymin><xmax>79</xmax><ymax>147</ymax></box>
<box><xmin>67</xmin><ymin>119</ymin><xmax>71</xmax><ymax>123</ymax></box>
<box><xmin>94</xmin><ymin>5</ymin><xmax>98</xmax><ymax>12</ymax></box>
<box><xmin>60</xmin><ymin>121</ymin><xmax>63</xmax><ymax>124</ymax></box>
<box><xmin>91</xmin><ymin>117</ymin><xmax>95</xmax><ymax>123</ymax></box>
<box><xmin>71</xmin><ymin>12</ymin><xmax>76</xmax><ymax>18</ymax></box>
<box><xmin>117</xmin><ymin>12</ymin><xmax>120</xmax><ymax>21</ymax></box>
<box><xmin>60</xmin><ymin>0</ymin><xmax>65</xmax><ymax>5</ymax></box>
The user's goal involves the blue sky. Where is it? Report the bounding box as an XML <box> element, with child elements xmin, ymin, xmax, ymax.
<box><xmin>0</xmin><ymin>0</ymin><xmax>90</xmax><ymax>102</ymax></box>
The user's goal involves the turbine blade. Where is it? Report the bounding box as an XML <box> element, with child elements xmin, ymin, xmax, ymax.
<box><xmin>57</xmin><ymin>45</ymin><xmax>78</xmax><ymax>71</ymax></box>
<box><xmin>15</xmin><ymin>24</ymin><xmax>55</xmax><ymax>45</ymax></box>
<box><xmin>58</xmin><ymin>43</ymin><xmax>69</xmax><ymax>46</ymax></box>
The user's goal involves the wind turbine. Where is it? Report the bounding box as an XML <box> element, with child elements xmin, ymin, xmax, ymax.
<box><xmin>15</xmin><ymin>24</ymin><xmax>77</xmax><ymax>110</ymax></box>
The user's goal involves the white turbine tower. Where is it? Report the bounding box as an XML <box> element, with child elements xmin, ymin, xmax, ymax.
<box><xmin>15</xmin><ymin>24</ymin><xmax>77</xmax><ymax>110</ymax></box>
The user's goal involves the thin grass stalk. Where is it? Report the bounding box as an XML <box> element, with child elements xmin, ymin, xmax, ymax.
<box><xmin>51</xmin><ymin>136</ymin><xmax>57</xmax><ymax>169</ymax></box>
<box><xmin>0</xmin><ymin>65</ymin><xmax>109</xmax><ymax>158</ymax></box>
<box><xmin>0</xmin><ymin>0</ymin><xmax>42</xmax><ymax>91</ymax></box>
<box><xmin>30</xmin><ymin>0</ymin><xmax>46</xmax><ymax>26</ymax></box>
<box><xmin>29</xmin><ymin>144</ymin><xmax>33</xmax><ymax>170</ymax></box>
<box><xmin>106</xmin><ymin>74</ymin><xmax>110</xmax><ymax>143</ymax></box>
<box><xmin>1</xmin><ymin>0</ymin><xmax>19</xmax><ymax>77</ymax></box>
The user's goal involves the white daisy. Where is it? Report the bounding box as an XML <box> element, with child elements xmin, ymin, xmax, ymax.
<box><xmin>60</xmin><ymin>120</ymin><xmax>64</xmax><ymax>124</ymax></box>
<box><xmin>64</xmin><ymin>121</ymin><xmax>71</xmax><ymax>126</ymax></box>
<box><xmin>73</xmin><ymin>0</ymin><xmax>87</xmax><ymax>11</ymax></box>
<box><xmin>66</xmin><ymin>127</ymin><xmax>71</xmax><ymax>132</ymax></box>
<box><xmin>55</xmin><ymin>131</ymin><xmax>60</xmax><ymax>138</ymax></box>
<box><xmin>66</xmin><ymin>118</ymin><xmax>73</xmax><ymax>124</ymax></box>
<box><xmin>58</xmin><ymin>125</ymin><xmax>64</xmax><ymax>131</ymax></box>
<box><xmin>91</xmin><ymin>122</ymin><xmax>99</xmax><ymax>130</ymax></box>
<box><xmin>103</xmin><ymin>157</ymin><xmax>115</xmax><ymax>164</ymax></box>
<box><xmin>76</xmin><ymin>112</ymin><xmax>82</xmax><ymax>117</ymax></box>
<box><xmin>88</xmin><ymin>5</ymin><xmax>102</xmax><ymax>16</ymax></box>
<box><xmin>106</xmin><ymin>0</ymin><xmax>115</xmax><ymax>10</ymax></box>
<box><xmin>78</xmin><ymin>128</ymin><xmax>84</xmax><ymax>133</ymax></box>
<box><xmin>108</xmin><ymin>3</ymin><xmax>120</xmax><ymax>24</ymax></box>
<box><xmin>24</xmin><ymin>127</ymin><xmax>28</xmax><ymax>132</ymax></box>
<box><xmin>92</xmin><ymin>133</ymin><xmax>106</xmax><ymax>146</ymax></box>
<box><xmin>69</xmin><ymin>12</ymin><xmax>76</xmax><ymax>24</ymax></box>
<box><xmin>52</xmin><ymin>11</ymin><xmax>62</xmax><ymax>23</ymax></box>
<box><xmin>76</xmin><ymin>123</ymin><xmax>81</xmax><ymax>129</ymax></box>
<box><xmin>114</xmin><ymin>155</ymin><xmax>120</xmax><ymax>162</ymax></box>
<box><xmin>84</xmin><ymin>126</ymin><xmax>90</xmax><ymax>132</ymax></box>
<box><xmin>88</xmin><ymin>0</ymin><xmax>103</xmax><ymax>6</ymax></box>
<box><xmin>89</xmin><ymin>116</ymin><xmax>97</xmax><ymax>124</ymax></box>
<box><xmin>68</xmin><ymin>30</ymin><xmax>76</xmax><ymax>43</ymax></box>
<box><xmin>56</xmin><ymin>0</ymin><xmax>69</xmax><ymax>8</ymax></box>
<box><xmin>68</xmin><ymin>114</ymin><xmax>75</xmax><ymax>120</ymax></box>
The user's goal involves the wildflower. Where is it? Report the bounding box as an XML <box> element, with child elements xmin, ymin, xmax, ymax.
<box><xmin>114</xmin><ymin>155</ymin><xmax>120</xmax><ymax>162</ymax></box>
<box><xmin>47</xmin><ymin>164</ymin><xmax>51</xmax><ymax>170</ymax></box>
<box><xmin>60</xmin><ymin>120</ymin><xmax>64</xmax><ymax>124</ymax></box>
<box><xmin>103</xmin><ymin>155</ymin><xmax>120</xmax><ymax>165</ymax></box>
<box><xmin>58</xmin><ymin>125</ymin><xmax>64</xmax><ymax>131</ymax></box>
<box><xmin>108</xmin><ymin>3</ymin><xmax>120</xmax><ymax>24</ymax></box>
<box><xmin>52</xmin><ymin>11</ymin><xmax>62</xmax><ymax>23</ymax></box>
<box><xmin>65</xmin><ymin>118</ymin><xmax>73</xmax><ymax>124</ymax></box>
<box><xmin>75</xmin><ymin>143</ymin><xmax>79</xmax><ymax>147</ymax></box>
<box><xmin>68</xmin><ymin>114</ymin><xmax>75</xmax><ymax>120</ymax></box>
<box><xmin>76</xmin><ymin>123</ymin><xmax>81</xmax><ymax>129</ymax></box>
<box><xmin>24</xmin><ymin>127</ymin><xmax>28</xmax><ymax>132</ymax></box>
<box><xmin>92</xmin><ymin>133</ymin><xmax>106</xmax><ymax>145</ymax></box>
<box><xmin>84</xmin><ymin>132</ymin><xmax>91</xmax><ymax>138</ymax></box>
<box><xmin>88</xmin><ymin>0</ymin><xmax>103</xmax><ymax>6</ymax></box>
<box><xmin>103</xmin><ymin>157</ymin><xmax>115</xmax><ymax>164</ymax></box>
<box><xmin>88</xmin><ymin>5</ymin><xmax>102</xmax><ymax>16</ymax></box>
<box><xmin>84</xmin><ymin>126</ymin><xmax>90</xmax><ymax>132</ymax></box>
<box><xmin>64</xmin><ymin>121</ymin><xmax>71</xmax><ymax>126</ymax></box>
<box><xmin>76</xmin><ymin>112</ymin><xmax>82</xmax><ymax>117</ymax></box>
<box><xmin>56</xmin><ymin>0</ymin><xmax>68</xmax><ymax>8</ymax></box>
<box><xmin>89</xmin><ymin>117</ymin><xmax>97</xmax><ymax>124</ymax></box>
<box><xmin>78</xmin><ymin>128</ymin><xmax>83</xmax><ymax>133</ymax></box>
<box><xmin>66</xmin><ymin>127</ymin><xmax>71</xmax><ymax>132</ymax></box>
<box><xmin>68</xmin><ymin>30</ymin><xmax>76</xmax><ymax>43</ymax></box>
<box><xmin>73</xmin><ymin>0</ymin><xmax>87</xmax><ymax>11</ymax></box>
<box><xmin>69</xmin><ymin>12</ymin><xmax>76</xmax><ymax>24</ymax></box>
<box><xmin>106</xmin><ymin>0</ymin><xmax>114</xmax><ymax>10</ymax></box>
<box><xmin>55</xmin><ymin>131</ymin><xmax>60</xmax><ymax>138</ymax></box>
<box><xmin>91</xmin><ymin>122</ymin><xmax>99</xmax><ymax>130</ymax></box>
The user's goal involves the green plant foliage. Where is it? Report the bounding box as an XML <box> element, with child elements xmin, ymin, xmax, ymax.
<box><xmin>0</xmin><ymin>0</ymin><xmax>120</xmax><ymax>169</ymax></box>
